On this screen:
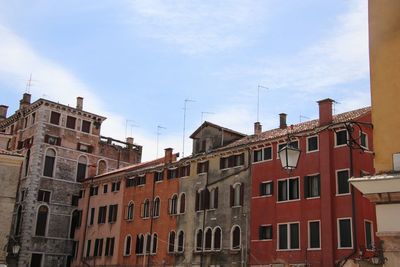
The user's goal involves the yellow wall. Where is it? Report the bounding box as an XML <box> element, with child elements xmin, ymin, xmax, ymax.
<box><xmin>369</xmin><ymin>0</ymin><xmax>400</xmax><ymax>173</ymax></box>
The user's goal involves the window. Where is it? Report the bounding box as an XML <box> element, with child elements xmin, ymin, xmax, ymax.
<box><xmin>76</xmin><ymin>156</ymin><xmax>87</xmax><ymax>182</ymax></box>
<box><xmin>168</xmin><ymin>231</ymin><xmax>175</xmax><ymax>253</ymax></box>
<box><xmin>337</xmin><ymin>170</ymin><xmax>350</xmax><ymax>195</ymax></box>
<box><xmin>71</xmin><ymin>195</ymin><xmax>79</xmax><ymax>206</ymax></box>
<box><xmin>50</xmin><ymin>111</ymin><xmax>61</xmax><ymax>125</ymax></box>
<box><xmin>35</xmin><ymin>205</ymin><xmax>49</xmax><ymax>236</ymax></box>
<box><xmin>44</xmin><ymin>135</ymin><xmax>61</xmax><ymax>146</ymax></box>
<box><xmin>197</xmin><ymin>161</ymin><xmax>209</xmax><ymax>174</ymax></box>
<box><xmin>30</xmin><ymin>253</ymin><xmax>43</xmax><ymax>267</ymax></box>
<box><xmin>278</xmin><ymin>222</ymin><xmax>300</xmax><ymax>250</ymax></box>
<box><xmin>205</xmin><ymin>228</ymin><xmax>212</xmax><ymax>250</ymax></box>
<box><xmin>153</xmin><ymin>197</ymin><xmax>160</xmax><ymax>217</ymax></box>
<box><xmin>151</xmin><ymin>233</ymin><xmax>158</xmax><ymax>254</ymax></box>
<box><xmin>278</xmin><ymin>141</ymin><xmax>298</xmax><ymax>158</ymax></box>
<box><xmin>89</xmin><ymin>208</ymin><xmax>95</xmax><ymax>225</ymax></box>
<box><xmin>177</xmin><ymin>231</ymin><xmax>184</xmax><ymax>253</ymax></box>
<box><xmin>169</xmin><ymin>194</ymin><xmax>178</xmax><ymax>215</ymax></box>
<box><xmin>213</xmin><ymin>227</ymin><xmax>222</xmax><ymax>250</ymax></box>
<box><xmin>72</xmin><ymin>241</ymin><xmax>79</xmax><ymax>258</ymax></box>
<box><xmin>365</xmin><ymin>221</ymin><xmax>373</xmax><ymax>250</ymax></box>
<box><xmin>308</xmin><ymin>221</ymin><xmax>320</xmax><ymax>249</ymax></box>
<box><xmin>195</xmin><ymin>229</ymin><xmax>203</xmax><ymax>251</ymax></box>
<box><xmin>263</xmin><ymin>146</ymin><xmax>272</xmax><ymax>160</ymax></box>
<box><xmin>230</xmin><ymin>183</ymin><xmax>243</xmax><ymax>207</ymax></box>
<box><xmin>126</xmin><ymin>178</ymin><xmax>135</xmax><ymax>187</ymax></box>
<box><xmin>145</xmin><ymin>233</ymin><xmax>151</xmax><ymax>253</ymax></box>
<box><xmin>231</xmin><ymin>225</ymin><xmax>241</xmax><ymax>250</ymax></box>
<box><xmin>135</xmin><ymin>234</ymin><xmax>144</xmax><ymax>255</ymax></box>
<box><xmin>97</xmin><ymin>160</ymin><xmax>107</xmax><ymax>175</ymax></box>
<box><xmin>136</xmin><ymin>176</ymin><xmax>146</xmax><ymax>186</ymax></box>
<box><xmin>167</xmin><ymin>168</ymin><xmax>177</xmax><ymax>179</ymax></box>
<box><xmin>336</xmin><ymin>129</ymin><xmax>348</xmax><ymax>146</ymax></box>
<box><xmin>108</xmin><ymin>204</ymin><xmax>118</xmax><ymax>223</ymax></box>
<box><xmin>111</xmin><ymin>181</ymin><xmax>121</xmax><ymax>192</ymax></box>
<box><xmin>126</xmin><ymin>202</ymin><xmax>134</xmax><ymax>221</ymax></box>
<box><xmin>360</xmin><ymin>132</ymin><xmax>368</xmax><ymax>149</ymax></box>
<box><xmin>85</xmin><ymin>240</ymin><xmax>91</xmax><ymax>258</ymax></box>
<box><xmin>304</xmin><ymin>175</ymin><xmax>320</xmax><ymax>198</ymax></box>
<box><xmin>141</xmin><ymin>199</ymin><xmax>150</xmax><ymax>218</ymax></box>
<box><xmin>307</xmin><ymin>136</ymin><xmax>318</xmax><ymax>152</ymax></box>
<box><xmin>338</xmin><ymin>218</ymin><xmax>353</xmax><ymax>248</ymax></box>
<box><xmin>94</xmin><ymin>238</ymin><xmax>103</xmax><ymax>257</ymax></box>
<box><xmin>105</xmin><ymin>237</ymin><xmax>115</xmax><ymax>256</ymax></box>
<box><xmin>124</xmin><ymin>235</ymin><xmax>132</xmax><ymax>256</ymax></box>
<box><xmin>89</xmin><ymin>186</ymin><xmax>99</xmax><ymax>196</ymax></box>
<box><xmin>260</xmin><ymin>181</ymin><xmax>273</xmax><ymax>196</ymax></box>
<box><xmin>82</xmin><ymin>120</ymin><xmax>91</xmax><ymax>133</ymax></box>
<box><xmin>195</xmin><ymin>189</ymin><xmax>209</xmax><ymax>211</ymax></box>
<box><xmin>103</xmin><ymin>184</ymin><xmax>108</xmax><ymax>193</ymax></box>
<box><xmin>37</xmin><ymin>190</ymin><xmax>51</xmax><ymax>203</ymax></box>
<box><xmin>259</xmin><ymin>225</ymin><xmax>273</xmax><ymax>240</ymax></box>
<box><xmin>154</xmin><ymin>171</ymin><xmax>163</xmax><ymax>182</ymax></box>
<box><xmin>253</xmin><ymin>149</ymin><xmax>262</xmax><ymax>162</ymax></box>
<box><xmin>209</xmin><ymin>188</ymin><xmax>218</xmax><ymax>209</ymax></box>
<box><xmin>43</xmin><ymin>149</ymin><xmax>56</xmax><ymax>177</ymax></box>
<box><xmin>220</xmin><ymin>154</ymin><xmax>245</xmax><ymax>169</ymax></box>
<box><xmin>98</xmin><ymin>206</ymin><xmax>107</xmax><ymax>224</ymax></box>
<box><xmin>179</xmin><ymin>165</ymin><xmax>190</xmax><ymax>177</ymax></box>
<box><xmin>278</xmin><ymin>177</ymin><xmax>299</xmax><ymax>202</ymax></box>
<box><xmin>66</xmin><ymin>116</ymin><xmax>76</xmax><ymax>129</ymax></box>
<box><xmin>77</xmin><ymin>143</ymin><xmax>93</xmax><ymax>153</ymax></box>
<box><xmin>179</xmin><ymin>193</ymin><xmax>186</xmax><ymax>214</ymax></box>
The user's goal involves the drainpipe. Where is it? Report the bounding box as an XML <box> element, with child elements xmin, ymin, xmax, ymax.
<box><xmin>81</xmin><ymin>177</ymin><xmax>93</xmax><ymax>267</ymax></box>
<box><xmin>199</xmin><ymin>171</ymin><xmax>209</xmax><ymax>267</ymax></box>
<box><xmin>146</xmin><ymin>171</ymin><xmax>157</xmax><ymax>267</ymax></box>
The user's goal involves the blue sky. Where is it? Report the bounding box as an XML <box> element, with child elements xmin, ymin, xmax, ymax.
<box><xmin>0</xmin><ymin>0</ymin><xmax>370</xmax><ymax>161</ymax></box>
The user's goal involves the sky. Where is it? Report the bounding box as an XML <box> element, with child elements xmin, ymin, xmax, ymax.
<box><xmin>0</xmin><ymin>0</ymin><xmax>371</xmax><ymax>161</ymax></box>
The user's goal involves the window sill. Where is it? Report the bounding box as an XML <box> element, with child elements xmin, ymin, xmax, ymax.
<box><xmin>305</xmin><ymin>196</ymin><xmax>320</xmax><ymax>200</ymax></box>
<box><xmin>337</xmin><ymin>246</ymin><xmax>353</xmax><ymax>250</ymax></box>
<box><xmin>307</xmin><ymin>247</ymin><xmax>321</xmax><ymax>251</ymax></box>
<box><xmin>277</xmin><ymin>199</ymin><xmax>300</xmax><ymax>203</ymax></box>
<box><xmin>231</xmin><ymin>205</ymin><xmax>242</xmax><ymax>208</ymax></box>
<box><xmin>276</xmin><ymin>248</ymin><xmax>301</xmax><ymax>251</ymax></box>
<box><xmin>336</xmin><ymin>193</ymin><xmax>351</xmax><ymax>197</ymax></box>
<box><xmin>306</xmin><ymin>149</ymin><xmax>319</xmax><ymax>154</ymax></box>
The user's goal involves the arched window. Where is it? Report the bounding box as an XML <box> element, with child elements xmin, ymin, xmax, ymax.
<box><xmin>205</xmin><ymin>228</ymin><xmax>212</xmax><ymax>250</ymax></box>
<box><xmin>142</xmin><ymin>199</ymin><xmax>150</xmax><ymax>218</ymax></box>
<box><xmin>145</xmin><ymin>233</ymin><xmax>151</xmax><ymax>253</ymax></box>
<box><xmin>124</xmin><ymin>235</ymin><xmax>132</xmax><ymax>256</ymax></box>
<box><xmin>213</xmin><ymin>227</ymin><xmax>222</xmax><ymax>251</ymax></box>
<box><xmin>168</xmin><ymin>231</ymin><xmax>175</xmax><ymax>253</ymax></box>
<box><xmin>35</xmin><ymin>205</ymin><xmax>49</xmax><ymax>236</ymax></box>
<box><xmin>77</xmin><ymin>156</ymin><xmax>87</xmax><ymax>182</ymax></box>
<box><xmin>195</xmin><ymin>229</ymin><xmax>203</xmax><ymax>251</ymax></box>
<box><xmin>43</xmin><ymin>149</ymin><xmax>56</xmax><ymax>177</ymax></box>
<box><xmin>170</xmin><ymin>194</ymin><xmax>178</xmax><ymax>215</ymax></box>
<box><xmin>179</xmin><ymin>193</ymin><xmax>186</xmax><ymax>214</ymax></box>
<box><xmin>153</xmin><ymin>197</ymin><xmax>160</xmax><ymax>217</ymax></box>
<box><xmin>231</xmin><ymin>183</ymin><xmax>243</xmax><ymax>207</ymax></box>
<box><xmin>231</xmin><ymin>225</ymin><xmax>241</xmax><ymax>250</ymax></box>
<box><xmin>177</xmin><ymin>231</ymin><xmax>184</xmax><ymax>252</ymax></box>
<box><xmin>151</xmin><ymin>233</ymin><xmax>158</xmax><ymax>254</ymax></box>
<box><xmin>97</xmin><ymin>160</ymin><xmax>107</xmax><ymax>175</ymax></box>
<box><xmin>136</xmin><ymin>234</ymin><xmax>144</xmax><ymax>254</ymax></box>
<box><xmin>70</xmin><ymin>210</ymin><xmax>80</xmax><ymax>238</ymax></box>
<box><xmin>127</xmin><ymin>202</ymin><xmax>134</xmax><ymax>220</ymax></box>
<box><xmin>15</xmin><ymin>205</ymin><xmax>22</xmax><ymax>235</ymax></box>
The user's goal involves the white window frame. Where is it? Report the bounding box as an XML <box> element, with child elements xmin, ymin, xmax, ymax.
<box><xmin>336</xmin><ymin>168</ymin><xmax>351</xmax><ymax>196</ymax></box>
<box><xmin>360</xmin><ymin>132</ymin><xmax>368</xmax><ymax>149</ymax></box>
<box><xmin>230</xmin><ymin>225</ymin><xmax>241</xmax><ymax>250</ymax></box>
<box><xmin>177</xmin><ymin>230</ymin><xmax>185</xmax><ymax>253</ymax></box>
<box><xmin>335</xmin><ymin>129</ymin><xmax>348</xmax><ymax>147</ymax></box>
<box><xmin>260</xmin><ymin>181</ymin><xmax>273</xmax><ymax>197</ymax></box>
<box><xmin>123</xmin><ymin>235</ymin><xmax>132</xmax><ymax>256</ymax></box>
<box><xmin>212</xmin><ymin>226</ymin><xmax>222</xmax><ymax>251</ymax></box>
<box><xmin>306</xmin><ymin>135</ymin><xmax>319</xmax><ymax>153</ymax></box>
<box><xmin>277</xmin><ymin>176</ymin><xmax>300</xmax><ymax>203</ymax></box>
<box><xmin>364</xmin><ymin>219</ymin><xmax>374</xmax><ymax>250</ymax></box>
<box><xmin>307</xmin><ymin>220</ymin><xmax>321</xmax><ymax>250</ymax></box>
<box><xmin>337</xmin><ymin>217</ymin><xmax>353</xmax><ymax>249</ymax></box>
<box><xmin>277</xmin><ymin>221</ymin><xmax>301</xmax><ymax>251</ymax></box>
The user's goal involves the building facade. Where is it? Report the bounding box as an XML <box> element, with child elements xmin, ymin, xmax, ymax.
<box><xmin>0</xmin><ymin>94</ymin><xmax>142</xmax><ymax>267</ymax></box>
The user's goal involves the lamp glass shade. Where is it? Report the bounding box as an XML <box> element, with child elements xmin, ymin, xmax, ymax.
<box><xmin>278</xmin><ymin>145</ymin><xmax>301</xmax><ymax>171</ymax></box>
<box><xmin>12</xmin><ymin>244</ymin><xmax>20</xmax><ymax>255</ymax></box>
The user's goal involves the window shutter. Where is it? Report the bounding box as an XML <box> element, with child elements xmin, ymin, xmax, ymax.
<box><xmin>230</xmin><ymin>185</ymin><xmax>234</xmax><ymax>207</ymax></box>
<box><xmin>317</xmin><ymin>174</ymin><xmax>321</xmax><ymax>196</ymax></box>
<box><xmin>259</xmin><ymin>183</ymin><xmax>263</xmax><ymax>195</ymax></box>
<box><xmin>204</xmin><ymin>188</ymin><xmax>210</xmax><ymax>209</ymax></box>
<box><xmin>56</xmin><ymin>137</ymin><xmax>61</xmax><ymax>146</ymax></box>
<box><xmin>220</xmin><ymin>158</ymin><xmax>224</xmax><ymax>169</ymax></box>
<box><xmin>168</xmin><ymin>198</ymin><xmax>172</xmax><ymax>215</ymax></box>
<box><xmin>140</xmin><ymin>203</ymin><xmax>144</xmax><ymax>218</ymax></box>
<box><xmin>195</xmin><ymin>192</ymin><xmax>199</xmax><ymax>211</ymax></box>
<box><xmin>240</xmin><ymin>183</ymin><xmax>244</xmax><ymax>206</ymax></box>
<box><xmin>304</xmin><ymin>176</ymin><xmax>309</xmax><ymax>198</ymax></box>
<box><xmin>214</xmin><ymin>187</ymin><xmax>219</xmax><ymax>209</ymax></box>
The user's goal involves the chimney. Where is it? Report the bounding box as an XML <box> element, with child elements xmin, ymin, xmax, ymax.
<box><xmin>254</xmin><ymin>122</ymin><xmax>262</xmax><ymax>135</ymax></box>
<box><xmin>0</xmin><ymin>105</ymin><xmax>8</xmax><ymax>121</ymax></box>
<box><xmin>317</xmin><ymin>98</ymin><xmax>334</xmax><ymax>126</ymax></box>
<box><xmin>19</xmin><ymin>93</ymin><xmax>31</xmax><ymax>109</ymax></box>
<box><xmin>126</xmin><ymin>137</ymin><xmax>134</xmax><ymax>145</ymax></box>
<box><xmin>76</xmin><ymin>97</ymin><xmax>83</xmax><ymax>110</ymax></box>
<box><xmin>279</xmin><ymin>113</ymin><xmax>287</xmax><ymax>129</ymax></box>
<box><xmin>164</xmin><ymin>148</ymin><xmax>173</xmax><ymax>164</ymax></box>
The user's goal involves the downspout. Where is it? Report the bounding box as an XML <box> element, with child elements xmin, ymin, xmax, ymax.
<box><xmin>81</xmin><ymin>177</ymin><xmax>93</xmax><ymax>267</ymax></box>
<box><xmin>146</xmin><ymin>172</ymin><xmax>157</xmax><ymax>267</ymax></box>
<box><xmin>199</xmin><ymin>172</ymin><xmax>209</xmax><ymax>267</ymax></box>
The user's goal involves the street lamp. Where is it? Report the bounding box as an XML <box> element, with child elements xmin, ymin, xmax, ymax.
<box><xmin>11</xmin><ymin>244</ymin><xmax>20</xmax><ymax>255</ymax></box>
<box><xmin>278</xmin><ymin>142</ymin><xmax>301</xmax><ymax>172</ymax></box>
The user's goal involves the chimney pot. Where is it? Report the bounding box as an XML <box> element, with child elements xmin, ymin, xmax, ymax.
<box><xmin>164</xmin><ymin>148</ymin><xmax>173</xmax><ymax>164</ymax></box>
<box><xmin>76</xmin><ymin>97</ymin><xmax>83</xmax><ymax>110</ymax></box>
<box><xmin>279</xmin><ymin>113</ymin><xmax>287</xmax><ymax>129</ymax></box>
<box><xmin>254</xmin><ymin>122</ymin><xmax>262</xmax><ymax>135</ymax></box>
<box><xmin>317</xmin><ymin>98</ymin><xmax>334</xmax><ymax>126</ymax></box>
<box><xmin>0</xmin><ymin>105</ymin><xmax>8</xmax><ymax>120</ymax></box>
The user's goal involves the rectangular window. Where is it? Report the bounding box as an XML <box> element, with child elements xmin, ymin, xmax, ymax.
<box><xmin>66</xmin><ymin>116</ymin><xmax>76</xmax><ymax>129</ymax></box>
<box><xmin>263</xmin><ymin>146</ymin><xmax>272</xmax><ymax>161</ymax></box>
<box><xmin>337</xmin><ymin>170</ymin><xmax>350</xmax><ymax>195</ymax></box>
<box><xmin>154</xmin><ymin>171</ymin><xmax>164</xmax><ymax>182</ymax></box>
<box><xmin>336</xmin><ymin>130</ymin><xmax>347</xmax><ymax>146</ymax></box>
<box><xmin>71</xmin><ymin>195</ymin><xmax>79</xmax><ymax>206</ymax></box>
<box><xmin>81</xmin><ymin>120</ymin><xmax>91</xmax><ymax>133</ymax></box>
<box><xmin>338</xmin><ymin>218</ymin><xmax>352</xmax><ymax>248</ymax></box>
<box><xmin>304</xmin><ymin>174</ymin><xmax>320</xmax><ymax>198</ymax></box>
<box><xmin>111</xmin><ymin>181</ymin><xmax>121</xmax><ymax>192</ymax></box>
<box><xmin>37</xmin><ymin>190</ymin><xmax>51</xmax><ymax>203</ymax></box>
<box><xmin>126</xmin><ymin>179</ymin><xmax>134</xmax><ymax>187</ymax></box>
<box><xmin>103</xmin><ymin>184</ymin><xmax>108</xmax><ymax>193</ymax></box>
<box><xmin>167</xmin><ymin>169</ymin><xmax>177</xmax><ymax>179</ymax></box>
<box><xmin>94</xmin><ymin>238</ymin><xmax>103</xmax><ymax>257</ymax></box>
<box><xmin>259</xmin><ymin>225</ymin><xmax>273</xmax><ymax>240</ymax></box>
<box><xmin>253</xmin><ymin>150</ymin><xmax>262</xmax><ymax>162</ymax></box>
<box><xmin>197</xmin><ymin>161</ymin><xmax>209</xmax><ymax>174</ymax></box>
<box><xmin>86</xmin><ymin>240</ymin><xmax>91</xmax><ymax>258</ymax></box>
<box><xmin>50</xmin><ymin>111</ymin><xmax>61</xmax><ymax>125</ymax></box>
<box><xmin>365</xmin><ymin>221</ymin><xmax>373</xmax><ymax>250</ymax></box>
<box><xmin>32</xmin><ymin>112</ymin><xmax>36</xmax><ymax>124</ymax></box>
<box><xmin>260</xmin><ymin>181</ymin><xmax>273</xmax><ymax>196</ymax></box>
<box><xmin>105</xmin><ymin>237</ymin><xmax>115</xmax><ymax>256</ymax></box>
<box><xmin>307</xmin><ymin>136</ymin><xmax>318</xmax><ymax>152</ymax></box>
<box><xmin>220</xmin><ymin>153</ymin><xmax>245</xmax><ymax>169</ymax></box>
<box><xmin>308</xmin><ymin>221</ymin><xmax>320</xmax><ymax>249</ymax></box>
<box><xmin>137</xmin><ymin>176</ymin><xmax>146</xmax><ymax>186</ymax></box>
<box><xmin>31</xmin><ymin>254</ymin><xmax>43</xmax><ymax>267</ymax></box>
<box><xmin>278</xmin><ymin>177</ymin><xmax>299</xmax><ymax>202</ymax></box>
<box><xmin>44</xmin><ymin>135</ymin><xmax>61</xmax><ymax>146</ymax></box>
<box><xmin>89</xmin><ymin>186</ymin><xmax>99</xmax><ymax>196</ymax></box>
<box><xmin>360</xmin><ymin>132</ymin><xmax>368</xmax><ymax>149</ymax></box>
<box><xmin>108</xmin><ymin>204</ymin><xmax>118</xmax><ymax>223</ymax></box>
<box><xmin>98</xmin><ymin>206</ymin><xmax>107</xmax><ymax>224</ymax></box>
<box><xmin>179</xmin><ymin>165</ymin><xmax>190</xmax><ymax>177</ymax></box>
<box><xmin>89</xmin><ymin>208</ymin><xmax>95</xmax><ymax>225</ymax></box>
<box><xmin>77</xmin><ymin>143</ymin><xmax>93</xmax><ymax>153</ymax></box>
<box><xmin>278</xmin><ymin>222</ymin><xmax>300</xmax><ymax>250</ymax></box>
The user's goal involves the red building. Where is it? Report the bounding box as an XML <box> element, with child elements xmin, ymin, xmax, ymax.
<box><xmin>248</xmin><ymin>99</ymin><xmax>377</xmax><ymax>266</ymax></box>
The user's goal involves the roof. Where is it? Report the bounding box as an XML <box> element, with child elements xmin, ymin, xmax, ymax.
<box><xmin>190</xmin><ymin>121</ymin><xmax>246</xmax><ymax>139</ymax></box>
<box><xmin>225</xmin><ymin>107</ymin><xmax>371</xmax><ymax>148</ymax></box>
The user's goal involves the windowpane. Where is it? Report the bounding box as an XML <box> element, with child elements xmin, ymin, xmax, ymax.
<box><xmin>232</xmin><ymin>226</ymin><xmax>240</xmax><ymax>250</ymax></box>
<box><xmin>336</xmin><ymin>130</ymin><xmax>347</xmax><ymax>146</ymax></box>
<box><xmin>360</xmin><ymin>132</ymin><xmax>367</xmax><ymax>148</ymax></box>
<box><xmin>196</xmin><ymin>230</ymin><xmax>203</xmax><ymax>251</ymax></box>
<box><xmin>168</xmin><ymin>231</ymin><xmax>175</xmax><ymax>253</ymax></box>
<box><xmin>205</xmin><ymin>229</ymin><xmax>212</xmax><ymax>250</ymax></box>
<box><xmin>177</xmin><ymin>231</ymin><xmax>184</xmax><ymax>252</ymax></box>
<box><xmin>305</xmin><ymin>175</ymin><xmax>320</xmax><ymax>198</ymax></box>
<box><xmin>260</xmin><ymin>182</ymin><xmax>273</xmax><ymax>196</ymax></box>
<box><xmin>82</xmin><ymin>120</ymin><xmax>91</xmax><ymax>133</ymax></box>
<box><xmin>278</xmin><ymin>180</ymin><xmax>287</xmax><ymax>201</ymax></box>
<box><xmin>278</xmin><ymin>224</ymin><xmax>288</xmax><ymax>250</ymax></box>
<box><xmin>289</xmin><ymin>178</ymin><xmax>299</xmax><ymax>199</ymax></box>
<box><xmin>66</xmin><ymin>116</ymin><xmax>76</xmax><ymax>129</ymax></box>
<box><xmin>339</xmin><ymin>219</ymin><xmax>352</xmax><ymax>248</ymax></box>
<box><xmin>253</xmin><ymin>150</ymin><xmax>262</xmax><ymax>162</ymax></box>
<box><xmin>309</xmin><ymin>221</ymin><xmax>320</xmax><ymax>248</ymax></box>
<box><xmin>50</xmin><ymin>111</ymin><xmax>60</xmax><ymax>125</ymax></box>
<box><xmin>337</xmin><ymin>170</ymin><xmax>350</xmax><ymax>194</ymax></box>
<box><xmin>214</xmin><ymin>228</ymin><xmax>221</xmax><ymax>250</ymax></box>
<box><xmin>308</xmin><ymin>136</ymin><xmax>318</xmax><ymax>151</ymax></box>
<box><xmin>35</xmin><ymin>205</ymin><xmax>49</xmax><ymax>236</ymax></box>
<box><xmin>30</xmin><ymin>254</ymin><xmax>42</xmax><ymax>267</ymax></box>
<box><xmin>290</xmin><ymin>223</ymin><xmax>299</xmax><ymax>249</ymax></box>
<box><xmin>43</xmin><ymin>150</ymin><xmax>55</xmax><ymax>177</ymax></box>
<box><xmin>125</xmin><ymin>236</ymin><xmax>131</xmax><ymax>255</ymax></box>
<box><xmin>259</xmin><ymin>225</ymin><xmax>272</xmax><ymax>240</ymax></box>
<box><xmin>365</xmin><ymin>221</ymin><xmax>373</xmax><ymax>249</ymax></box>
<box><xmin>263</xmin><ymin>147</ymin><xmax>272</xmax><ymax>160</ymax></box>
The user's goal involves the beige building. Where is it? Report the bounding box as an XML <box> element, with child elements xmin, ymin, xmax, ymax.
<box><xmin>350</xmin><ymin>1</ymin><xmax>400</xmax><ymax>266</ymax></box>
